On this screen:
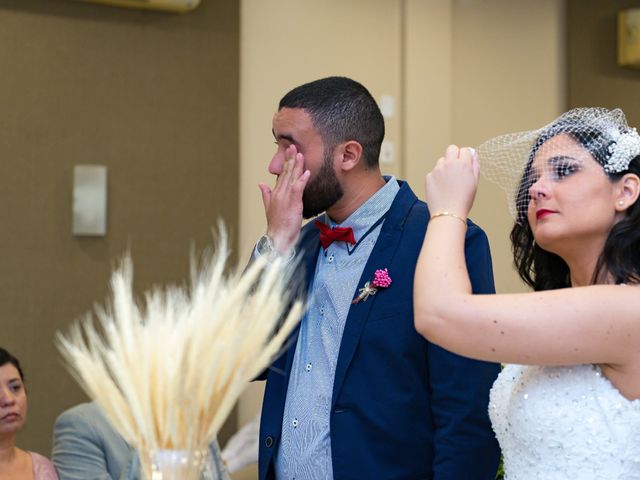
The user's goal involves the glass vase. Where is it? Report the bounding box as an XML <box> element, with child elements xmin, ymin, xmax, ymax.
<box><xmin>147</xmin><ymin>448</ymin><xmax>219</xmax><ymax>480</ymax></box>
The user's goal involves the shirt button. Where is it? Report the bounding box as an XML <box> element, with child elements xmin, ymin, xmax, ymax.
<box><xmin>305</xmin><ymin>363</ymin><xmax>312</xmax><ymax>372</ymax></box>
<box><xmin>292</xmin><ymin>418</ymin><xmax>299</xmax><ymax>428</ymax></box>
<box><xmin>319</xmin><ymin>307</ymin><xmax>325</xmax><ymax>315</ymax></box>
<box><xmin>327</xmin><ymin>255</ymin><xmax>334</xmax><ymax>263</ymax></box>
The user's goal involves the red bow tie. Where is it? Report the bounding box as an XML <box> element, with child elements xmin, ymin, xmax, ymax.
<box><xmin>315</xmin><ymin>220</ymin><xmax>356</xmax><ymax>249</ymax></box>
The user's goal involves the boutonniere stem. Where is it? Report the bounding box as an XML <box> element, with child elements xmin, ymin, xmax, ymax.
<box><xmin>352</xmin><ymin>268</ymin><xmax>392</xmax><ymax>304</ymax></box>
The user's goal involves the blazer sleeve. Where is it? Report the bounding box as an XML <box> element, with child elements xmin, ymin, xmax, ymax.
<box><xmin>51</xmin><ymin>407</ymin><xmax>134</xmax><ymax>480</ymax></box>
<box><xmin>52</xmin><ymin>406</ymin><xmax>229</xmax><ymax>480</ymax></box>
<box><xmin>428</xmin><ymin>222</ymin><xmax>501</xmax><ymax>479</ymax></box>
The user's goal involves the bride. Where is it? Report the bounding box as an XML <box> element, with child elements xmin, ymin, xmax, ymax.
<box><xmin>414</xmin><ymin>108</ymin><xmax>640</xmax><ymax>479</ymax></box>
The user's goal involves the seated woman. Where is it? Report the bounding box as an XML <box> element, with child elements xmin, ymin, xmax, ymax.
<box><xmin>414</xmin><ymin>108</ymin><xmax>640</xmax><ymax>479</ymax></box>
<box><xmin>0</xmin><ymin>347</ymin><xmax>58</xmax><ymax>480</ymax></box>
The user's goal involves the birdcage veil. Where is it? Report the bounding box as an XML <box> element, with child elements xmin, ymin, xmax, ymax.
<box><xmin>478</xmin><ymin>107</ymin><xmax>640</xmax><ymax>224</ymax></box>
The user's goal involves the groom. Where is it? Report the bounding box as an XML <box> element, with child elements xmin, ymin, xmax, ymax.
<box><xmin>255</xmin><ymin>76</ymin><xmax>500</xmax><ymax>479</ymax></box>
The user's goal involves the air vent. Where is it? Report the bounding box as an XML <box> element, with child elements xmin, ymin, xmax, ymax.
<box><xmin>77</xmin><ymin>0</ymin><xmax>200</xmax><ymax>13</ymax></box>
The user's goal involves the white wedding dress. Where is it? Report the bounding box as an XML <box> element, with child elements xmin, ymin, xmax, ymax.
<box><xmin>489</xmin><ymin>364</ymin><xmax>640</xmax><ymax>479</ymax></box>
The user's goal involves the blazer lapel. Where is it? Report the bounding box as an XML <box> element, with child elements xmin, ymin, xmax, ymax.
<box><xmin>331</xmin><ymin>182</ymin><xmax>418</xmax><ymax>407</ymax></box>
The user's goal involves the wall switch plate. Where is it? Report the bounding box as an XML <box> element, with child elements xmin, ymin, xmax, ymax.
<box><xmin>379</xmin><ymin>95</ymin><xmax>395</xmax><ymax>118</ymax></box>
<box><xmin>380</xmin><ymin>140</ymin><xmax>394</xmax><ymax>164</ymax></box>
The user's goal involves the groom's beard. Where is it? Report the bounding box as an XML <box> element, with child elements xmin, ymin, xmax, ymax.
<box><xmin>302</xmin><ymin>153</ymin><xmax>344</xmax><ymax>219</ymax></box>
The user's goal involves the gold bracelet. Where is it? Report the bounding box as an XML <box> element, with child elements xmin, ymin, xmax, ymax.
<box><xmin>430</xmin><ymin>211</ymin><xmax>467</xmax><ymax>227</ymax></box>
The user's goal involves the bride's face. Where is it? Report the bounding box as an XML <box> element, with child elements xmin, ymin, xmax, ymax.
<box><xmin>526</xmin><ymin>133</ymin><xmax>620</xmax><ymax>253</ymax></box>
<box><xmin>0</xmin><ymin>363</ymin><xmax>28</xmax><ymax>436</ymax></box>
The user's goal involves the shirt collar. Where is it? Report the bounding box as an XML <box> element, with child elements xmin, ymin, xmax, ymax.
<box><xmin>324</xmin><ymin>176</ymin><xmax>399</xmax><ymax>241</ymax></box>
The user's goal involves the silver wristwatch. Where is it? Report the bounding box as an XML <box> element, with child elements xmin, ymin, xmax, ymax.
<box><xmin>256</xmin><ymin>234</ymin><xmax>275</xmax><ymax>256</ymax></box>
<box><xmin>256</xmin><ymin>234</ymin><xmax>296</xmax><ymax>261</ymax></box>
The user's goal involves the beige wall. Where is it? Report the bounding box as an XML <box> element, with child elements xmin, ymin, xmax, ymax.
<box><xmin>451</xmin><ymin>0</ymin><xmax>567</xmax><ymax>292</ymax></box>
<box><xmin>0</xmin><ymin>0</ymin><xmax>239</xmax><ymax>455</ymax></box>
<box><xmin>239</xmin><ymin>0</ymin><xmax>566</xmax><ymax>430</ymax></box>
<box><xmin>567</xmin><ymin>0</ymin><xmax>640</xmax><ymax>125</ymax></box>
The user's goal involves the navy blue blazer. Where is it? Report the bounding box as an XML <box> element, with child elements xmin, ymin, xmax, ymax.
<box><xmin>258</xmin><ymin>181</ymin><xmax>500</xmax><ymax>479</ymax></box>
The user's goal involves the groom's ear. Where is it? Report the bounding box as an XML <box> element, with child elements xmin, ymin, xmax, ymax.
<box><xmin>336</xmin><ymin>141</ymin><xmax>363</xmax><ymax>173</ymax></box>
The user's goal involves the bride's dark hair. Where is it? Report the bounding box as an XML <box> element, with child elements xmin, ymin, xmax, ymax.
<box><xmin>510</xmin><ymin>118</ymin><xmax>640</xmax><ymax>290</ymax></box>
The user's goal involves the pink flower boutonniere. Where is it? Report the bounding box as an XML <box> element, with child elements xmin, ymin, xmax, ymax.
<box><xmin>352</xmin><ymin>268</ymin><xmax>392</xmax><ymax>304</ymax></box>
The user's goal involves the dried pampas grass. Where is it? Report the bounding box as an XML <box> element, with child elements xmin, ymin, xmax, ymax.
<box><xmin>56</xmin><ymin>231</ymin><xmax>303</xmax><ymax>474</ymax></box>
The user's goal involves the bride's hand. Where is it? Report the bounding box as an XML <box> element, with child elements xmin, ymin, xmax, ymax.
<box><xmin>425</xmin><ymin>145</ymin><xmax>479</xmax><ymax>218</ymax></box>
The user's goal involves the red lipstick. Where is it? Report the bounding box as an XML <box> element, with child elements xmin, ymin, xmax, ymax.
<box><xmin>536</xmin><ymin>209</ymin><xmax>555</xmax><ymax>220</ymax></box>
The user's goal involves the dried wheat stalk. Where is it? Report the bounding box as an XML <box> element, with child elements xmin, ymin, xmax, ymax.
<box><xmin>56</xmin><ymin>232</ymin><xmax>303</xmax><ymax>477</ymax></box>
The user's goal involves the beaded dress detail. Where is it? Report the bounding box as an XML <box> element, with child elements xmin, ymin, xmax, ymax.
<box><xmin>489</xmin><ymin>364</ymin><xmax>640</xmax><ymax>479</ymax></box>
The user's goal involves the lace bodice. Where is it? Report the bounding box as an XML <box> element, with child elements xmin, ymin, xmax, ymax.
<box><xmin>489</xmin><ymin>364</ymin><xmax>640</xmax><ymax>479</ymax></box>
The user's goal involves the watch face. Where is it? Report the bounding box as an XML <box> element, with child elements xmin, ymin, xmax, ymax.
<box><xmin>257</xmin><ymin>235</ymin><xmax>273</xmax><ymax>255</ymax></box>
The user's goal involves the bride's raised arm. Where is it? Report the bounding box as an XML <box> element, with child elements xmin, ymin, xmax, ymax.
<box><xmin>414</xmin><ymin>138</ymin><xmax>640</xmax><ymax>369</ymax></box>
